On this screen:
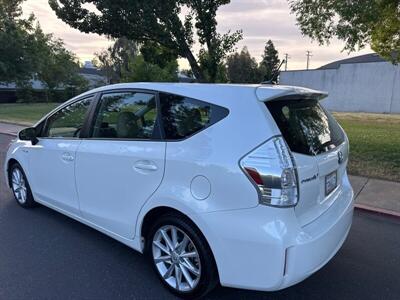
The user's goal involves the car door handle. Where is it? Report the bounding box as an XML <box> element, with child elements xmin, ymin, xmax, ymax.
<box><xmin>61</xmin><ymin>152</ymin><xmax>74</xmax><ymax>162</ymax></box>
<box><xmin>134</xmin><ymin>161</ymin><xmax>158</xmax><ymax>171</ymax></box>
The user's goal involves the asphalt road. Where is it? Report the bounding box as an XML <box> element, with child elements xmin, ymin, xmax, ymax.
<box><xmin>1</xmin><ymin>133</ymin><xmax>399</xmax><ymax>300</ymax></box>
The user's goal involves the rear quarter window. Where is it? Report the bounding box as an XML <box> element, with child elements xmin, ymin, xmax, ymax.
<box><xmin>159</xmin><ymin>93</ymin><xmax>229</xmax><ymax>140</ymax></box>
<box><xmin>266</xmin><ymin>99</ymin><xmax>345</xmax><ymax>155</ymax></box>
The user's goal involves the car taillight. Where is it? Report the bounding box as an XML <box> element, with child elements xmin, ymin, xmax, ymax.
<box><xmin>240</xmin><ymin>136</ymin><xmax>298</xmax><ymax>207</ymax></box>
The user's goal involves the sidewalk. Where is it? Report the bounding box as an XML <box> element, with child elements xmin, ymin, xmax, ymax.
<box><xmin>0</xmin><ymin>121</ymin><xmax>28</xmax><ymax>137</ymax></box>
<box><xmin>350</xmin><ymin>175</ymin><xmax>400</xmax><ymax>217</ymax></box>
<box><xmin>1</xmin><ymin>121</ymin><xmax>399</xmax><ymax>217</ymax></box>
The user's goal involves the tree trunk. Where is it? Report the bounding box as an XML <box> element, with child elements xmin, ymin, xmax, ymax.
<box><xmin>165</xmin><ymin>13</ymin><xmax>206</xmax><ymax>83</ymax></box>
<box><xmin>182</xmin><ymin>46</ymin><xmax>206</xmax><ymax>83</ymax></box>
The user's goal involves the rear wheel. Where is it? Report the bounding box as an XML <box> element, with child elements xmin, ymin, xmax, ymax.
<box><xmin>147</xmin><ymin>213</ymin><xmax>218</xmax><ymax>299</ymax></box>
<box><xmin>9</xmin><ymin>163</ymin><xmax>35</xmax><ymax>208</ymax></box>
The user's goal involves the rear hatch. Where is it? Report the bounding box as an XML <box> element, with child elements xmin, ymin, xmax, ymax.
<box><xmin>259</xmin><ymin>87</ymin><xmax>349</xmax><ymax>226</ymax></box>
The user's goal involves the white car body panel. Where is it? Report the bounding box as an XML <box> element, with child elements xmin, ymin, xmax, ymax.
<box><xmin>4</xmin><ymin>83</ymin><xmax>354</xmax><ymax>292</ymax></box>
<box><xmin>294</xmin><ymin>140</ymin><xmax>350</xmax><ymax>226</ymax></box>
<box><xmin>75</xmin><ymin>140</ymin><xmax>166</xmax><ymax>238</ymax></box>
<box><xmin>28</xmin><ymin>139</ymin><xmax>82</xmax><ymax>215</ymax></box>
<box><xmin>4</xmin><ymin>140</ymin><xmax>30</xmax><ymax>186</ymax></box>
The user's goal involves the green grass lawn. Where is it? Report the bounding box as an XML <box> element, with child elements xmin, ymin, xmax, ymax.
<box><xmin>0</xmin><ymin>103</ymin><xmax>58</xmax><ymax>125</ymax></box>
<box><xmin>334</xmin><ymin>112</ymin><xmax>400</xmax><ymax>182</ymax></box>
<box><xmin>0</xmin><ymin>103</ymin><xmax>399</xmax><ymax>182</ymax></box>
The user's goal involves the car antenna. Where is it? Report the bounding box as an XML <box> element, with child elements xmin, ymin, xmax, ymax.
<box><xmin>260</xmin><ymin>59</ymin><xmax>285</xmax><ymax>85</ymax></box>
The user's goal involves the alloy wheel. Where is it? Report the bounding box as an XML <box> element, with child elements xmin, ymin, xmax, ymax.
<box><xmin>11</xmin><ymin>168</ymin><xmax>27</xmax><ymax>204</ymax></box>
<box><xmin>152</xmin><ymin>225</ymin><xmax>201</xmax><ymax>292</ymax></box>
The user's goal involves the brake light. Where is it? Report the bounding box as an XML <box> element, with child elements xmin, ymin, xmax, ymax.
<box><xmin>240</xmin><ymin>136</ymin><xmax>298</xmax><ymax>207</ymax></box>
<box><xmin>243</xmin><ymin>167</ymin><xmax>263</xmax><ymax>185</ymax></box>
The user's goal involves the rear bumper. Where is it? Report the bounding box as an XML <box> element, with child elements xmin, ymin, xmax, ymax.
<box><xmin>197</xmin><ymin>175</ymin><xmax>354</xmax><ymax>291</ymax></box>
<box><xmin>279</xmin><ymin>188</ymin><xmax>353</xmax><ymax>289</ymax></box>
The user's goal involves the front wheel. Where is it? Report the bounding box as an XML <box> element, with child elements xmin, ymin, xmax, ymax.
<box><xmin>147</xmin><ymin>213</ymin><xmax>218</xmax><ymax>299</ymax></box>
<box><xmin>9</xmin><ymin>163</ymin><xmax>36</xmax><ymax>208</ymax></box>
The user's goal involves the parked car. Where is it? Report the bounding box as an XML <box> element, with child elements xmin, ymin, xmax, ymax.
<box><xmin>4</xmin><ymin>83</ymin><xmax>354</xmax><ymax>298</ymax></box>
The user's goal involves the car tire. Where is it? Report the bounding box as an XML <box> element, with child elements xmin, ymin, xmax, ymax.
<box><xmin>9</xmin><ymin>163</ymin><xmax>36</xmax><ymax>208</ymax></box>
<box><xmin>146</xmin><ymin>212</ymin><xmax>219</xmax><ymax>299</ymax></box>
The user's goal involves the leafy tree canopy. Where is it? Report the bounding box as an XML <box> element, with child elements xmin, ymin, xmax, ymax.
<box><xmin>94</xmin><ymin>37</ymin><xmax>178</xmax><ymax>83</ymax></box>
<box><xmin>226</xmin><ymin>47</ymin><xmax>262</xmax><ymax>83</ymax></box>
<box><xmin>0</xmin><ymin>0</ymin><xmax>39</xmax><ymax>82</ymax></box>
<box><xmin>93</xmin><ymin>37</ymin><xmax>139</xmax><ymax>83</ymax></box>
<box><xmin>140</xmin><ymin>41</ymin><xmax>178</xmax><ymax>69</ymax></box>
<box><xmin>49</xmin><ymin>0</ymin><xmax>242</xmax><ymax>82</ymax></box>
<box><xmin>121</xmin><ymin>55</ymin><xmax>178</xmax><ymax>83</ymax></box>
<box><xmin>259</xmin><ymin>40</ymin><xmax>280</xmax><ymax>82</ymax></box>
<box><xmin>289</xmin><ymin>0</ymin><xmax>400</xmax><ymax>63</ymax></box>
<box><xmin>0</xmin><ymin>0</ymin><xmax>87</xmax><ymax>101</ymax></box>
<box><xmin>198</xmin><ymin>49</ymin><xmax>228</xmax><ymax>83</ymax></box>
<box><xmin>35</xmin><ymin>28</ymin><xmax>88</xmax><ymax>100</ymax></box>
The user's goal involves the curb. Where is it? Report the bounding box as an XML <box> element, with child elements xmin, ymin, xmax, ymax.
<box><xmin>0</xmin><ymin>120</ymin><xmax>32</xmax><ymax>127</ymax></box>
<box><xmin>355</xmin><ymin>203</ymin><xmax>400</xmax><ymax>219</ymax></box>
<box><xmin>0</xmin><ymin>131</ymin><xmax>17</xmax><ymax>137</ymax></box>
<box><xmin>0</xmin><ymin>121</ymin><xmax>27</xmax><ymax>137</ymax></box>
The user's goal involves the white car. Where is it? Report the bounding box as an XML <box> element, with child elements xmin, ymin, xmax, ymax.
<box><xmin>4</xmin><ymin>83</ymin><xmax>354</xmax><ymax>298</ymax></box>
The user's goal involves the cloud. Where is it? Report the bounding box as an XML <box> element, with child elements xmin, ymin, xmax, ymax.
<box><xmin>219</xmin><ymin>0</ymin><xmax>288</xmax><ymax>13</ymax></box>
<box><xmin>22</xmin><ymin>0</ymin><xmax>112</xmax><ymax>62</ymax></box>
<box><xmin>22</xmin><ymin>0</ymin><xmax>372</xmax><ymax>70</ymax></box>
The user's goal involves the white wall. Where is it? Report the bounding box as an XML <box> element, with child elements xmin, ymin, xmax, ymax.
<box><xmin>280</xmin><ymin>62</ymin><xmax>400</xmax><ymax>114</ymax></box>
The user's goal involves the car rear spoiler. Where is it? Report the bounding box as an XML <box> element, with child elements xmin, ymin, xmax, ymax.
<box><xmin>256</xmin><ymin>85</ymin><xmax>328</xmax><ymax>102</ymax></box>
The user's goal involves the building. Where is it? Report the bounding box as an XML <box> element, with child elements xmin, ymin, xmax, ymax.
<box><xmin>280</xmin><ymin>53</ymin><xmax>400</xmax><ymax>114</ymax></box>
<box><xmin>0</xmin><ymin>80</ymin><xmax>47</xmax><ymax>103</ymax></box>
<box><xmin>0</xmin><ymin>64</ymin><xmax>107</xmax><ymax>103</ymax></box>
<box><xmin>79</xmin><ymin>63</ymin><xmax>108</xmax><ymax>89</ymax></box>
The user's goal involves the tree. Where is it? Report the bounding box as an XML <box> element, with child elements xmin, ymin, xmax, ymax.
<box><xmin>35</xmin><ymin>28</ymin><xmax>88</xmax><ymax>101</ymax></box>
<box><xmin>49</xmin><ymin>0</ymin><xmax>242</xmax><ymax>82</ymax></box>
<box><xmin>289</xmin><ymin>0</ymin><xmax>400</xmax><ymax>63</ymax></box>
<box><xmin>140</xmin><ymin>40</ymin><xmax>178</xmax><ymax>69</ymax></box>
<box><xmin>121</xmin><ymin>55</ymin><xmax>178</xmax><ymax>82</ymax></box>
<box><xmin>180</xmin><ymin>69</ymin><xmax>194</xmax><ymax>78</ymax></box>
<box><xmin>95</xmin><ymin>38</ymin><xmax>178</xmax><ymax>83</ymax></box>
<box><xmin>198</xmin><ymin>49</ymin><xmax>228</xmax><ymax>83</ymax></box>
<box><xmin>94</xmin><ymin>37</ymin><xmax>139</xmax><ymax>83</ymax></box>
<box><xmin>259</xmin><ymin>40</ymin><xmax>280</xmax><ymax>82</ymax></box>
<box><xmin>226</xmin><ymin>47</ymin><xmax>262</xmax><ymax>83</ymax></box>
<box><xmin>0</xmin><ymin>0</ymin><xmax>87</xmax><ymax>101</ymax></box>
<box><xmin>92</xmin><ymin>50</ymin><xmax>114</xmax><ymax>84</ymax></box>
<box><xmin>0</xmin><ymin>0</ymin><xmax>40</xmax><ymax>83</ymax></box>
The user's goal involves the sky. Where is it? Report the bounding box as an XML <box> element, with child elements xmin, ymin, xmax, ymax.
<box><xmin>22</xmin><ymin>0</ymin><xmax>372</xmax><ymax>70</ymax></box>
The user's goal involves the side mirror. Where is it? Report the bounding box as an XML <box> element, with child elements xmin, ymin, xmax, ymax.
<box><xmin>19</xmin><ymin>127</ymin><xmax>39</xmax><ymax>145</ymax></box>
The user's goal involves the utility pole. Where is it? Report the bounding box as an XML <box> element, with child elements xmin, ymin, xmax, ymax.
<box><xmin>284</xmin><ymin>53</ymin><xmax>290</xmax><ymax>71</ymax></box>
<box><xmin>306</xmin><ymin>50</ymin><xmax>312</xmax><ymax>70</ymax></box>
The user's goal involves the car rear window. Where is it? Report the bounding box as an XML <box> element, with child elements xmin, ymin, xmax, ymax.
<box><xmin>266</xmin><ymin>99</ymin><xmax>345</xmax><ymax>155</ymax></box>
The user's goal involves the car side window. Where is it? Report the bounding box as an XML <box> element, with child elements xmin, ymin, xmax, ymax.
<box><xmin>91</xmin><ymin>92</ymin><xmax>158</xmax><ymax>139</ymax></box>
<box><xmin>43</xmin><ymin>97</ymin><xmax>93</xmax><ymax>138</ymax></box>
<box><xmin>160</xmin><ymin>93</ymin><xmax>229</xmax><ymax>140</ymax></box>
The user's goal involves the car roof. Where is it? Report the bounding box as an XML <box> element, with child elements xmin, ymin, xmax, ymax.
<box><xmin>77</xmin><ymin>82</ymin><xmax>326</xmax><ymax>104</ymax></box>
